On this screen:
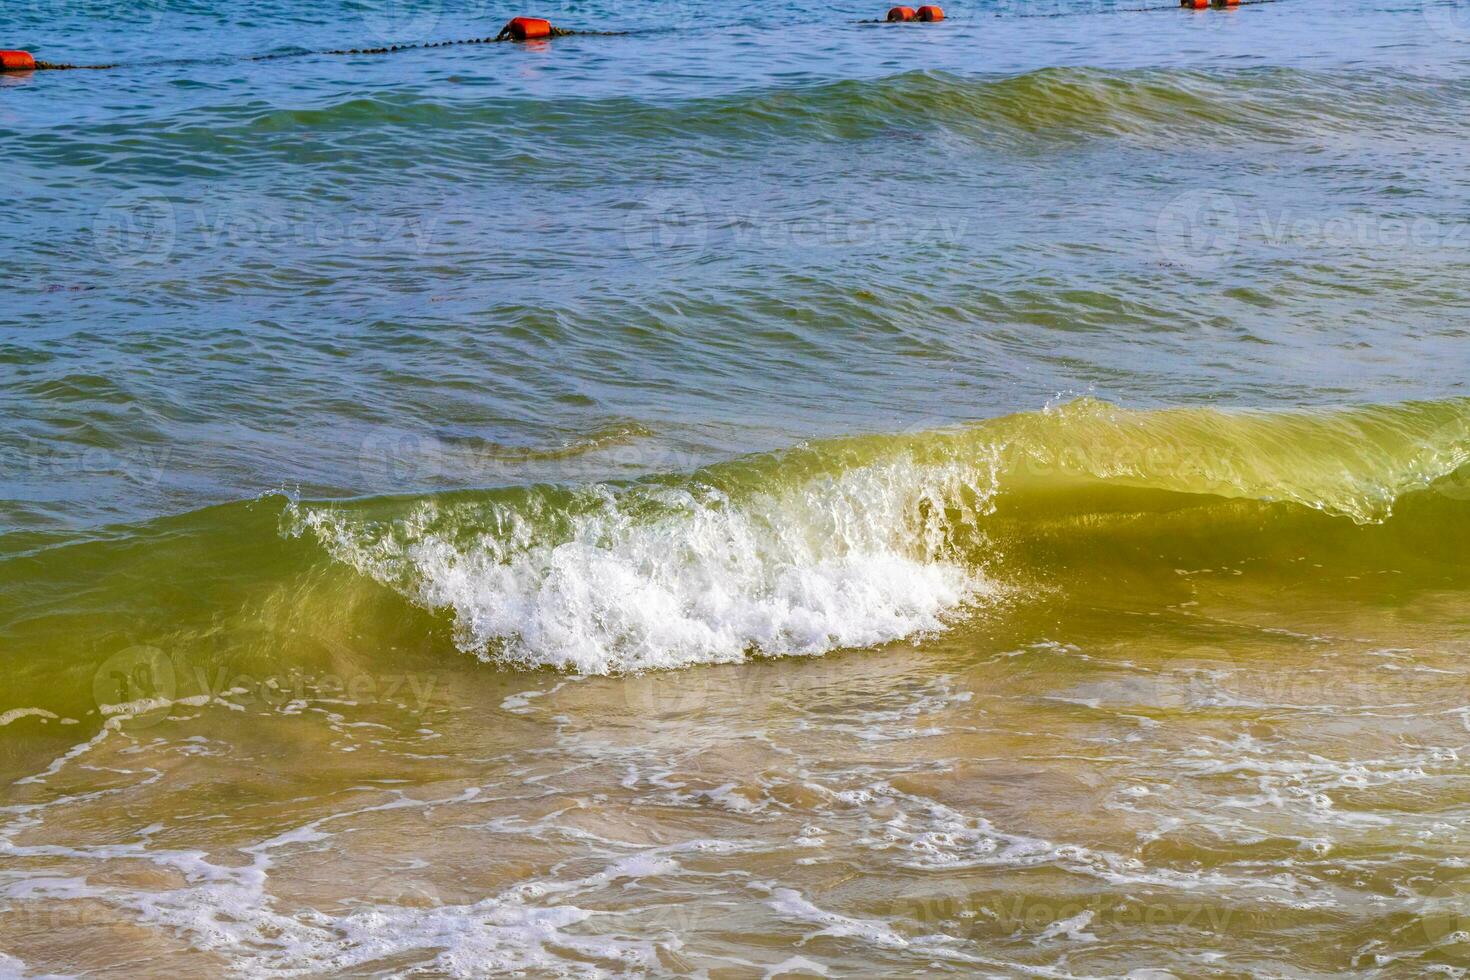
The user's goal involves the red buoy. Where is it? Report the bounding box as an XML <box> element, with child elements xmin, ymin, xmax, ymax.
<box><xmin>503</xmin><ymin>17</ymin><xmax>553</xmax><ymax>40</ymax></box>
<box><xmin>0</xmin><ymin>50</ymin><xmax>36</xmax><ymax>71</ymax></box>
<box><xmin>916</xmin><ymin>5</ymin><xmax>944</xmax><ymax>21</ymax></box>
<box><xmin>1182</xmin><ymin>0</ymin><xmax>1210</xmax><ymax>7</ymax></box>
<box><xmin>887</xmin><ymin>6</ymin><xmax>916</xmax><ymax>21</ymax></box>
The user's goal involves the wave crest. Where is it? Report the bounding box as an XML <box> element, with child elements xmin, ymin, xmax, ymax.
<box><xmin>291</xmin><ymin>456</ymin><xmax>999</xmax><ymax>673</ymax></box>
<box><xmin>290</xmin><ymin>398</ymin><xmax>1470</xmax><ymax>673</ymax></box>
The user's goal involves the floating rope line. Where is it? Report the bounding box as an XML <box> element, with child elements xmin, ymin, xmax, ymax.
<box><xmin>859</xmin><ymin>0</ymin><xmax>1282</xmax><ymax>21</ymax></box>
<box><xmin>6</xmin><ymin>19</ymin><xmax>628</xmax><ymax>73</ymax></box>
<box><xmin>32</xmin><ymin>60</ymin><xmax>118</xmax><ymax>70</ymax></box>
<box><xmin>4</xmin><ymin>1</ymin><xmax>1289</xmax><ymax>76</ymax></box>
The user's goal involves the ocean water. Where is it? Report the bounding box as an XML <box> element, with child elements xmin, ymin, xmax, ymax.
<box><xmin>3</xmin><ymin>0</ymin><xmax>1470</xmax><ymax>974</ymax></box>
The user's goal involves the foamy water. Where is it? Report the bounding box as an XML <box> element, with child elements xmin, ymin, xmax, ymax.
<box><xmin>291</xmin><ymin>451</ymin><xmax>1000</xmax><ymax>672</ymax></box>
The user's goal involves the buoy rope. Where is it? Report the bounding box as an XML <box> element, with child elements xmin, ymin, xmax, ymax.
<box><xmin>861</xmin><ymin>0</ymin><xmax>1280</xmax><ymax>22</ymax></box>
<box><xmin>14</xmin><ymin>1</ymin><xmax>1289</xmax><ymax>74</ymax></box>
<box><xmin>26</xmin><ymin>26</ymin><xmax>627</xmax><ymax>72</ymax></box>
<box><xmin>33</xmin><ymin>61</ymin><xmax>116</xmax><ymax>70</ymax></box>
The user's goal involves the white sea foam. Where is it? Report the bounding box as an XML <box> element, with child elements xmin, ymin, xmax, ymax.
<box><xmin>0</xmin><ymin>789</ymin><xmax>702</xmax><ymax>978</ymax></box>
<box><xmin>0</xmin><ymin>708</ymin><xmax>58</xmax><ymax>728</ymax></box>
<box><xmin>294</xmin><ymin>454</ymin><xmax>997</xmax><ymax>673</ymax></box>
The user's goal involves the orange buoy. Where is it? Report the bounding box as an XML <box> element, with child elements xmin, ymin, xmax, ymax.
<box><xmin>916</xmin><ymin>5</ymin><xmax>944</xmax><ymax>21</ymax></box>
<box><xmin>504</xmin><ymin>17</ymin><xmax>553</xmax><ymax>40</ymax></box>
<box><xmin>0</xmin><ymin>50</ymin><xmax>36</xmax><ymax>71</ymax></box>
<box><xmin>887</xmin><ymin>6</ymin><xmax>916</xmax><ymax>21</ymax></box>
<box><xmin>1181</xmin><ymin>0</ymin><xmax>1210</xmax><ymax>7</ymax></box>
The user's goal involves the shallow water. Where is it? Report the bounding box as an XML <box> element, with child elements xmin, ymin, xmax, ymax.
<box><xmin>3</xmin><ymin>0</ymin><xmax>1470</xmax><ymax>975</ymax></box>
